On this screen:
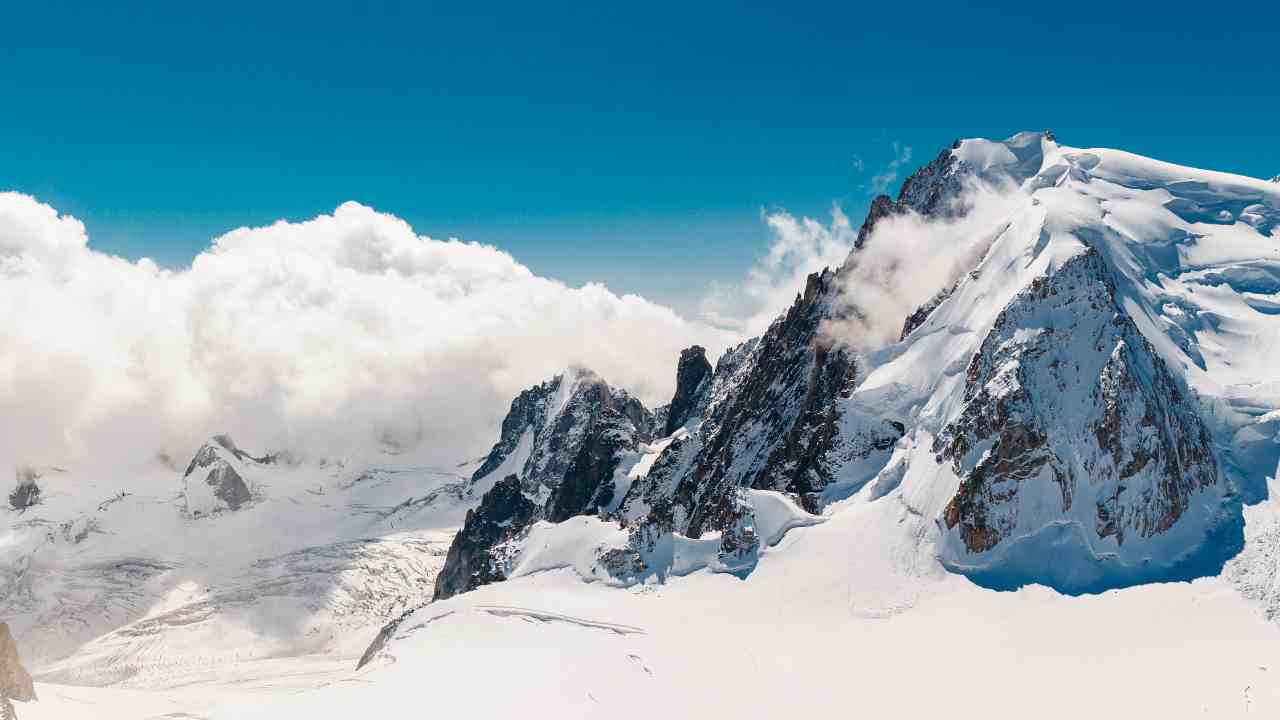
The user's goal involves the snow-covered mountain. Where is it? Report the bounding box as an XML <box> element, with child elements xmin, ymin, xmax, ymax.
<box><xmin>8</xmin><ymin>131</ymin><xmax>1280</xmax><ymax>718</ymax></box>
<box><xmin>434</xmin><ymin>131</ymin><xmax>1278</xmax><ymax>599</ymax></box>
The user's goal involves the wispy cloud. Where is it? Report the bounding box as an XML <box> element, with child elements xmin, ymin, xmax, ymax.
<box><xmin>699</xmin><ymin>206</ymin><xmax>856</xmax><ymax>336</ymax></box>
<box><xmin>867</xmin><ymin>142</ymin><xmax>913</xmax><ymax>195</ymax></box>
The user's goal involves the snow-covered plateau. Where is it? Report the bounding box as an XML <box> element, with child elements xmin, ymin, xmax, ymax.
<box><xmin>5</xmin><ymin>132</ymin><xmax>1280</xmax><ymax>718</ymax></box>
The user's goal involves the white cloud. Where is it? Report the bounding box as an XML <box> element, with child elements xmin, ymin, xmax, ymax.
<box><xmin>0</xmin><ymin>196</ymin><xmax>739</xmax><ymax>473</ymax></box>
<box><xmin>699</xmin><ymin>206</ymin><xmax>856</xmax><ymax>336</ymax></box>
<box><xmin>822</xmin><ymin>179</ymin><xmax>1023</xmax><ymax>351</ymax></box>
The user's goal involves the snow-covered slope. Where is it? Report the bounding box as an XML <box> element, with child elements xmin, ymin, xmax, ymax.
<box><xmin>0</xmin><ymin>437</ymin><xmax>474</xmax><ymax>689</ymax></box>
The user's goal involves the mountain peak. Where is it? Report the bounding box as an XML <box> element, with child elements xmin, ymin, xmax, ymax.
<box><xmin>181</xmin><ymin>435</ymin><xmax>256</xmax><ymax>517</ymax></box>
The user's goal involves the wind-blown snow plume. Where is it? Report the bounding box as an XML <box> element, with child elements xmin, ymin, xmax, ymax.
<box><xmin>700</xmin><ymin>207</ymin><xmax>856</xmax><ymax>335</ymax></box>
<box><xmin>824</xmin><ymin>180</ymin><xmax>1024</xmax><ymax>350</ymax></box>
<box><xmin>0</xmin><ymin>195</ymin><xmax>736</xmax><ymax>472</ymax></box>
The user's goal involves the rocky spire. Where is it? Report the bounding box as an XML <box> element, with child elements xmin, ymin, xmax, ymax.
<box><xmin>663</xmin><ymin>346</ymin><xmax>713</xmax><ymax>436</ymax></box>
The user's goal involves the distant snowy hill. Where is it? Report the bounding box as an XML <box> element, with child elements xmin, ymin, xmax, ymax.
<box><xmin>7</xmin><ymin>131</ymin><xmax>1280</xmax><ymax>718</ymax></box>
<box><xmin>0</xmin><ymin>437</ymin><xmax>473</xmax><ymax>689</ymax></box>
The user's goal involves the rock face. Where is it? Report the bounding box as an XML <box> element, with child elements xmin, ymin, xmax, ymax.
<box><xmin>611</xmin><ymin>135</ymin><xmax>983</xmax><ymax>544</ymax></box>
<box><xmin>935</xmin><ymin>248</ymin><xmax>1219</xmax><ymax>567</ymax></box>
<box><xmin>623</xmin><ymin>272</ymin><xmax>878</xmax><ymax>534</ymax></box>
<box><xmin>433</xmin><ymin>368</ymin><xmax>656</xmax><ymax>600</ymax></box>
<box><xmin>7</xmin><ymin>469</ymin><xmax>40</xmax><ymax>511</ymax></box>
<box><xmin>433</xmin><ymin>475</ymin><xmax>535</xmax><ymax>601</ymax></box>
<box><xmin>663</xmin><ymin>346</ymin><xmax>713</xmax><ymax>436</ymax></box>
<box><xmin>0</xmin><ymin>622</ymin><xmax>35</xmax><ymax>705</ymax></box>
<box><xmin>615</xmin><ymin>272</ymin><xmax>906</xmax><ymax>571</ymax></box>
<box><xmin>182</xmin><ymin>435</ymin><xmax>255</xmax><ymax>517</ymax></box>
<box><xmin>469</xmin><ymin>367</ymin><xmax>654</xmax><ymax>499</ymax></box>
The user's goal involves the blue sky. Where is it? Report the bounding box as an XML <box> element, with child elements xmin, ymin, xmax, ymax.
<box><xmin>3</xmin><ymin>0</ymin><xmax>1277</xmax><ymax>313</ymax></box>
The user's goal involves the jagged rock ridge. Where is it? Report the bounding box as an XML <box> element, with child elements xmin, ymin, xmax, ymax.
<box><xmin>434</xmin><ymin>368</ymin><xmax>656</xmax><ymax>600</ymax></box>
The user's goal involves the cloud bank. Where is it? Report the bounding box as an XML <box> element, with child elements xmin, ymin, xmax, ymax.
<box><xmin>0</xmin><ymin>196</ymin><xmax>742</xmax><ymax>473</ymax></box>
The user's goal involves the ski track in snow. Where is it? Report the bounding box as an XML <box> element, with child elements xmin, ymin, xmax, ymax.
<box><xmin>475</xmin><ymin>605</ymin><xmax>646</xmax><ymax>635</ymax></box>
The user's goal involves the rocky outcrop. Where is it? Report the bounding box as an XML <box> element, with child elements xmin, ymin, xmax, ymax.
<box><xmin>0</xmin><ymin>622</ymin><xmax>35</xmax><ymax>708</ymax></box>
<box><xmin>545</xmin><ymin>410</ymin><xmax>636</xmax><ymax>522</ymax></box>
<box><xmin>182</xmin><ymin>436</ymin><xmax>255</xmax><ymax>517</ymax></box>
<box><xmin>900</xmin><ymin>283</ymin><xmax>957</xmax><ymax>341</ymax></box>
<box><xmin>434</xmin><ymin>369</ymin><xmax>656</xmax><ymax>599</ymax></box>
<box><xmin>470</xmin><ymin>368</ymin><xmax>654</xmax><ymax>498</ymax></box>
<box><xmin>663</xmin><ymin>346</ymin><xmax>713</xmax><ymax>436</ymax></box>
<box><xmin>433</xmin><ymin>476</ymin><xmax>536</xmax><ymax>601</ymax></box>
<box><xmin>7</xmin><ymin>469</ymin><xmax>40</xmax><ymax>511</ymax></box>
<box><xmin>618</xmin><ymin>269</ymin><xmax>905</xmax><ymax>561</ymax></box>
<box><xmin>934</xmin><ymin>248</ymin><xmax>1220</xmax><ymax>580</ymax></box>
<box><xmin>855</xmin><ymin>141</ymin><xmax>965</xmax><ymax>248</ymax></box>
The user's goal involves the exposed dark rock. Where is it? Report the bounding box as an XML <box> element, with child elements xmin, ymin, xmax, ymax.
<box><xmin>614</xmin><ymin>147</ymin><xmax>971</xmax><ymax>544</ymax></box>
<box><xmin>470</xmin><ymin>369</ymin><xmax>654</xmax><ymax>498</ymax></box>
<box><xmin>620</xmin><ymin>267</ymin><xmax>905</xmax><ymax>541</ymax></box>
<box><xmin>183</xmin><ymin>434</ymin><xmax>263</xmax><ymax>478</ymax></box>
<box><xmin>663</xmin><ymin>346</ymin><xmax>713</xmax><ymax>436</ymax></box>
<box><xmin>433</xmin><ymin>476</ymin><xmax>537</xmax><ymax>601</ymax></box>
<box><xmin>900</xmin><ymin>283</ymin><xmax>957</xmax><ymax>341</ymax></box>
<box><xmin>855</xmin><ymin>194</ymin><xmax>900</xmax><ymax>248</ymax></box>
<box><xmin>182</xmin><ymin>437</ymin><xmax>257</xmax><ymax>517</ymax></box>
<box><xmin>206</xmin><ymin>463</ymin><xmax>251</xmax><ymax>512</ymax></box>
<box><xmin>716</xmin><ymin>492</ymin><xmax>760</xmax><ymax>573</ymax></box>
<box><xmin>597</xmin><ymin>545</ymin><xmax>647</xmax><ymax>582</ymax></box>
<box><xmin>545</xmin><ymin>408</ymin><xmax>636</xmax><ymax>522</ymax></box>
<box><xmin>433</xmin><ymin>369</ymin><xmax>661</xmax><ymax>600</ymax></box>
<box><xmin>469</xmin><ymin>380</ymin><xmax>562</xmax><ymax>484</ymax></box>
<box><xmin>934</xmin><ymin>248</ymin><xmax>1219</xmax><ymax>555</ymax></box>
<box><xmin>855</xmin><ymin>141</ymin><xmax>964</xmax><ymax>248</ymax></box>
<box><xmin>7</xmin><ymin>469</ymin><xmax>40</xmax><ymax>511</ymax></box>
